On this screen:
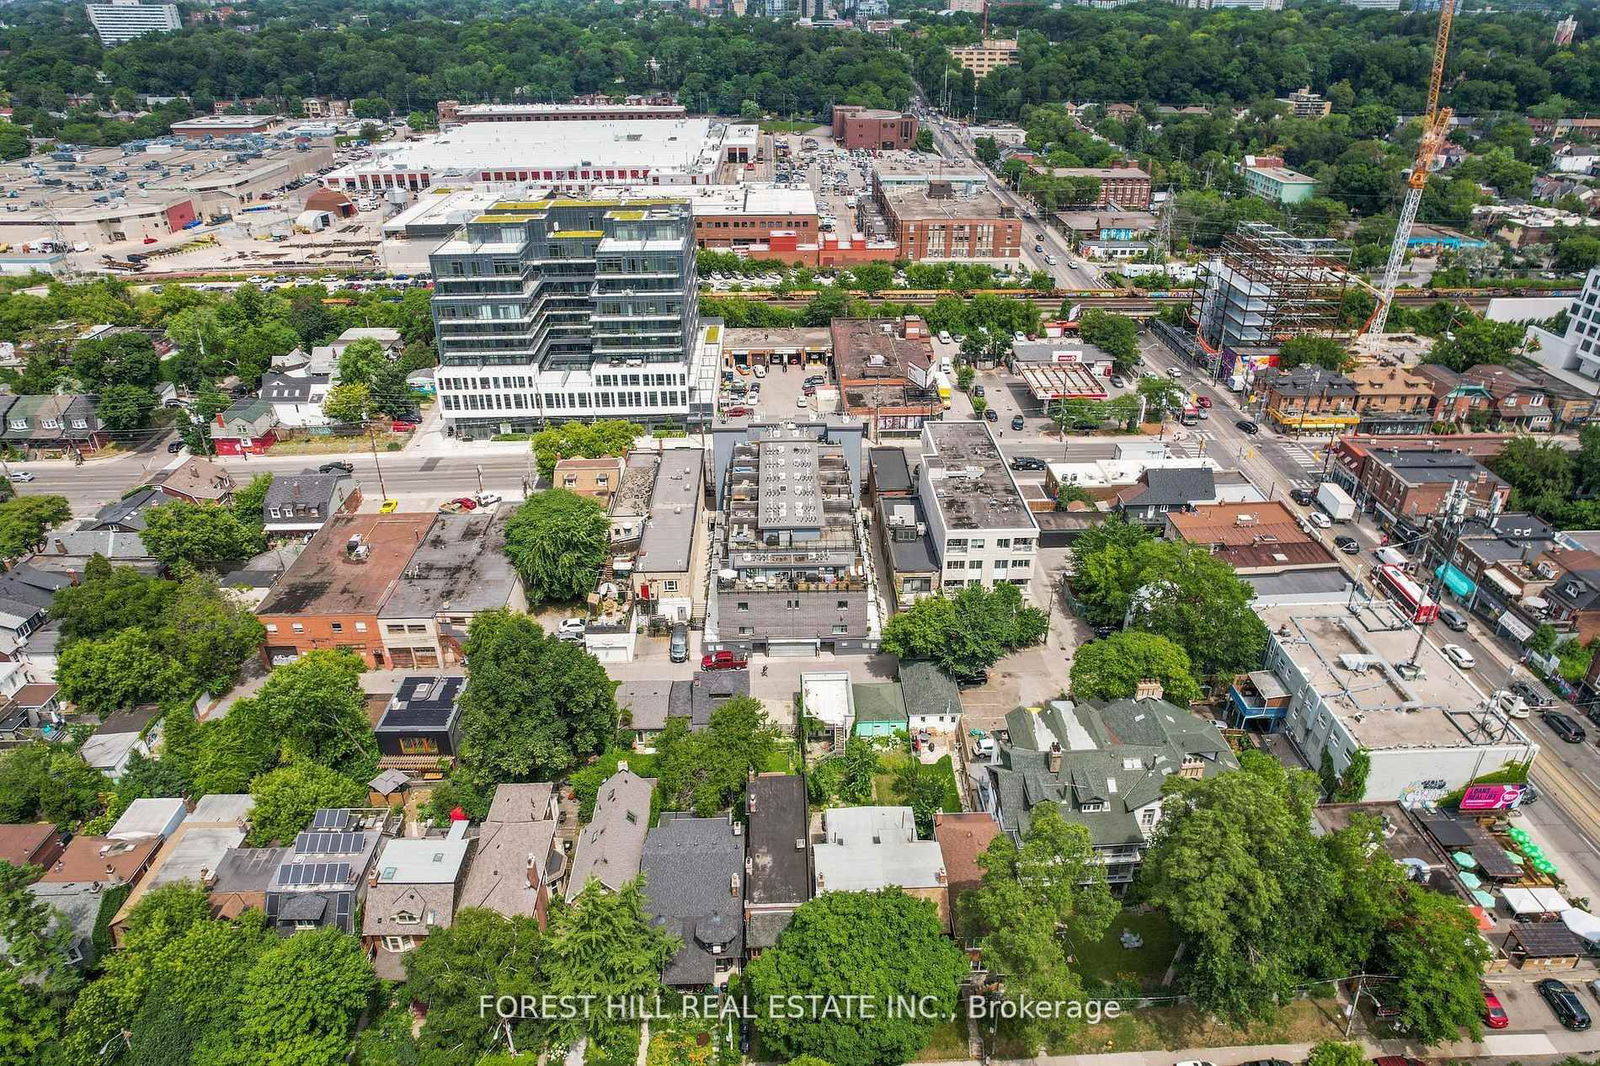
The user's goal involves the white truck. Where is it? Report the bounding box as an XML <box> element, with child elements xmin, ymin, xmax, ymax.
<box><xmin>1316</xmin><ymin>482</ymin><xmax>1357</xmax><ymax>523</ymax></box>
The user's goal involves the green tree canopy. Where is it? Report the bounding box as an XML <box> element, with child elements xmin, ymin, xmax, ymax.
<box><xmin>402</xmin><ymin>908</ymin><xmax>544</xmax><ymax>1064</ymax></box>
<box><xmin>746</xmin><ymin>890</ymin><xmax>968</xmax><ymax>1066</ymax></box>
<box><xmin>502</xmin><ymin>489</ymin><xmax>608</xmax><ymax>605</ymax></box>
<box><xmin>457</xmin><ymin>610</ymin><xmax>617</xmax><ymax>781</ymax></box>
<box><xmin>246</xmin><ymin>761</ymin><xmax>369</xmax><ymax>846</ymax></box>
<box><xmin>1069</xmin><ymin>630</ymin><xmax>1203</xmax><ymax>705</ymax></box>
<box><xmin>881</xmin><ymin>582</ymin><xmax>1047</xmax><ymax>679</ymax></box>
<box><xmin>653</xmin><ymin>694</ymin><xmax>780</xmax><ymax>816</ymax></box>
<box><xmin>1076</xmin><ymin>309</ymin><xmax>1140</xmax><ymax>374</ymax></box>
<box><xmin>541</xmin><ymin>879</ymin><xmax>678</xmax><ymax>1050</ymax></box>
<box><xmin>0</xmin><ymin>496</ymin><xmax>71</xmax><ymax>560</ymax></box>
<box><xmin>529</xmin><ymin>420</ymin><xmax>644</xmax><ymax>480</ymax></box>
<box><xmin>1277</xmin><ymin>335</ymin><xmax>1353</xmax><ymax>372</ymax></box>
<box><xmin>138</xmin><ymin>501</ymin><xmax>265</xmax><ymax>569</ymax></box>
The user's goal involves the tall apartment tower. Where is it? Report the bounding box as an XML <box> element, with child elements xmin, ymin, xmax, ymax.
<box><xmin>429</xmin><ymin>197</ymin><xmax>700</xmax><ymax>440</ymax></box>
<box><xmin>85</xmin><ymin>0</ymin><xmax>181</xmax><ymax>45</ymax></box>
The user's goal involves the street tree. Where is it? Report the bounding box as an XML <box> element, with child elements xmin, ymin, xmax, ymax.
<box><xmin>321</xmin><ymin>383</ymin><xmax>371</xmax><ymax>426</ymax></box>
<box><xmin>502</xmin><ymin>489</ymin><xmax>608</xmax><ymax>604</ymax></box>
<box><xmin>1076</xmin><ymin>309</ymin><xmax>1140</xmax><ymax>374</ymax></box>
<box><xmin>529</xmin><ymin>420</ymin><xmax>643</xmax><ymax>480</ymax></box>
<box><xmin>138</xmin><ymin>501</ymin><xmax>265</xmax><ymax>569</ymax></box>
<box><xmin>1375</xmin><ymin>883</ymin><xmax>1490</xmax><ymax>1045</ymax></box>
<box><xmin>746</xmin><ymin>890</ymin><xmax>968</xmax><ymax>1066</ymax></box>
<box><xmin>1069</xmin><ymin>630</ymin><xmax>1203</xmax><ymax>705</ymax></box>
<box><xmin>1305</xmin><ymin>1042</ymin><xmax>1367</xmax><ymax>1066</ymax></box>
<box><xmin>457</xmin><ymin>610</ymin><xmax>617</xmax><ymax>781</ymax></box>
<box><xmin>0</xmin><ymin>496</ymin><xmax>71</xmax><ymax>560</ymax></box>
<box><xmin>246</xmin><ymin>761</ymin><xmax>370</xmax><ymax>845</ymax></box>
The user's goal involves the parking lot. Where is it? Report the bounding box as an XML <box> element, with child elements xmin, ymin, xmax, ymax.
<box><xmin>718</xmin><ymin>360</ymin><xmax>832</xmax><ymax>420</ymax></box>
<box><xmin>770</xmin><ymin>130</ymin><xmax>882</xmax><ymax>242</ymax></box>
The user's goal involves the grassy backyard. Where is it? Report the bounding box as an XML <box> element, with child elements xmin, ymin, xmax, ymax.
<box><xmin>1066</xmin><ymin>909</ymin><xmax>1181</xmax><ymax>994</ymax></box>
<box><xmin>1045</xmin><ymin>997</ymin><xmax>1346</xmax><ymax>1056</ymax></box>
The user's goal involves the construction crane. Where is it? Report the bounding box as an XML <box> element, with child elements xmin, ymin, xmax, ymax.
<box><xmin>1366</xmin><ymin>0</ymin><xmax>1456</xmax><ymax>335</ymax></box>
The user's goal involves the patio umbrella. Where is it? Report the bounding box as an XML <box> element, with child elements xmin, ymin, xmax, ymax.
<box><xmin>1535</xmin><ymin>859</ymin><xmax>1559</xmax><ymax>876</ymax></box>
<box><xmin>1473</xmin><ymin>890</ymin><xmax>1497</xmax><ymax>908</ymax></box>
<box><xmin>1453</xmin><ymin>851</ymin><xmax>1478</xmax><ymax>869</ymax></box>
<box><xmin>1504</xmin><ymin>848</ymin><xmax>1526</xmax><ymax>865</ymax></box>
<box><xmin>1460</xmin><ymin>871</ymin><xmax>1484</xmax><ymax>890</ymax></box>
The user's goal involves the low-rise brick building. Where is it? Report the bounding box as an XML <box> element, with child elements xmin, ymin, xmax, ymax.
<box><xmin>831</xmin><ymin>105</ymin><xmax>917</xmax><ymax>151</ymax></box>
<box><xmin>878</xmin><ymin>181</ymin><xmax>1022</xmax><ymax>261</ymax></box>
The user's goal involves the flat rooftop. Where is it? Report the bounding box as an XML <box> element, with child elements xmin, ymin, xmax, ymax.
<box><xmin>636</xmin><ymin>447</ymin><xmax>702</xmax><ymax>574</ymax></box>
<box><xmin>377</xmin><ymin>511</ymin><xmax>519</xmax><ymax>618</ymax></box>
<box><xmin>457</xmin><ymin>103</ymin><xmax>687</xmax><ymax>118</ymax></box>
<box><xmin>1260</xmin><ymin>603</ymin><xmax>1531</xmax><ymax>752</ymax></box>
<box><xmin>331</xmin><ymin>119</ymin><xmax>735</xmax><ymax>178</ymax></box>
<box><xmin>880</xmin><ymin>184</ymin><xmax>1014</xmax><ymax>221</ymax></box>
<box><xmin>257</xmin><ymin>513</ymin><xmax>434</xmax><ymax>617</ymax></box>
<box><xmin>871</xmin><ymin>153</ymin><xmax>988</xmax><ymax>182</ymax></box>
<box><xmin>1244</xmin><ymin>163</ymin><xmax>1317</xmax><ymax>184</ymax></box>
<box><xmin>921</xmin><ymin>421</ymin><xmax>1037</xmax><ymax>532</ymax></box>
<box><xmin>583</xmin><ymin>182</ymin><xmax>817</xmax><ymax>218</ymax></box>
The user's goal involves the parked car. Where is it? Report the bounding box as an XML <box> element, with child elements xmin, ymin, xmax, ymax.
<box><xmin>1010</xmin><ymin>414</ymin><xmax>1025</xmax><ymax>430</ymax></box>
<box><xmin>1308</xmin><ymin>511</ymin><xmax>1332</xmax><ymax>529</ymax></box>
<box><xmin>972</xmin><ymin>385</ymin><xmax>985</xmax><ymax>398</ymax></box>
<box><xmin>753</xmin><ymin>364</ymin><xmax>767</xmax><ymax>378</ymax></box>
<box><xmin>1236</xmin><ymin>420</ymin><xmax>1260</xmax><ymax>435</ymax></box>
<box><xmin>1334</xmin><ymin>535</ymin><xmax>1360</xmax><ymax>555</ymax></box>
<box><xmin>1009</xmin><ymin>456</ymin><xmax>1048</xmax><ymax>471</ymax></box>
<box><xmin>556</xmin><ymin>617</ymin><xmax>587</xmax><ymax>642</ymax></box>
<box><xmin>669</xmin><ymin>624</ymin><xmax>689</xmax><ymax>663</ymax></box>
<box><xmin>320</xmin><ymin>461</ymin><xmax>355</xmax><ymax>475</ymax></box>
<box><xmin>450</xmin><ymin>496</ymin><xmax>479</xmax><ymax>511</ymax></box>
<box><xmin>1441</xmin><ymin>643</ymin><xmax>1476</xmax><ymax>670</ymax></box>
<box><xmin>475</xmin><ymin>492</ymin><xmax>503</xmax><ymax>506</ymax></box>
<box><xmin>1439</xmin><ymin>606</ymin><xmax>1468</xmax><ymax>631</ymax></box>
<box><xmin>1538</xmin><ymin>978</ymin><xmax>1593</xmax><ymax>1030</ymax></box>
<box><xmin>378</xmin><ymin>498</ymin><xmax>399</xmax><ymax>514</ymax></box>
<box><xmin>724</xmin><ymin>406</ymin><xmax>753</xmax><ymax>417</ymax></box>
<box><xmin>1482</xmin><ymin>987</ymin><xmax>1509</xmax><ymax>1030</ymax></box>
<box><xmin>1544</xmin><ymin>711</ymin><xmax>1587</xmax><ymax>744</ymax></box>
<box><xmin>795</xmin><ymin>396</ymin><xmax>809</xmax><ymax>409</ymax></box>
<box><xmin>1289</xmin><ymin>488</ymin><xmax>1316</xmax><ymax>506</ymax></box>
<box><xmin>1492</xmin><ymin>690</ymin><xmax>1531</xmax><ymax>719</ymax></box>
<box><xmin>701</xmin><ymin>649</ymin><xmax>749</xmax><ymax>671</ymax></box>
<box><xmin>984</xmin><ymin>408</ymin><xmax>999</xmax><ymax>422</ymax></box>
<box><xmin>1195</xmin><ymin>395</ymin><xmax>1212</xmax><ymax>409</ymax></box>
<box><xmin>1511</xmin><ymin>677</ymin><xmax>1558</xmax><ymax>710</ymax></box>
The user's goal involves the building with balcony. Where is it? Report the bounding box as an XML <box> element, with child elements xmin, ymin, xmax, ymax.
<box><xmin>948</xmin><ymin>39</ymin><xmax>1020</xmax><ymax>77</ymax></box>
<box><xmin>1349</xmin><ymin>366</ymin><xmax>1435</xmax><ymax>435</ymax></box>
<box><xmin>1461</xmin><ymin>364</ymin><xmax>1553</xmax><ymax>432</ymax></box>
<box><xmin>917</xmin><ymin>421</ymin><xmax>1039</xmax><ymax>592</ymax></box>
<box><xmin>86</xmin><ymin>1</ymin><xmax>180</xmax><ymax>45</ymax></box>
<box><xmin>1257</xmin><ymin>365</ymin><xmax>1360</xmax><ymax>435</ymax></box>
<box><xmin>981</xmin><ymin>688</ymin><xmax>1236</xmax><ymax>888</ymax></box>
<box><xmin>373</xmin><ymin>676</ymin><xmax>465</xmax><ymax>776</ymax></box>
<box><xmin>707</xmin><ymin>426</ymin><xmax>878</xmax><ymax>654</ymax></box>
<box><xmin>430</xmin><ymin>197</ymin><xmax>700</xmax><ymax>438</ymax></box>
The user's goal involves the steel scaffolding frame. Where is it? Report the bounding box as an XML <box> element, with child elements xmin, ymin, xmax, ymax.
<box><xmin>1194</xmin><ymin>222</ymin><xmax>1353</xmax><ymax>355</ymax></box>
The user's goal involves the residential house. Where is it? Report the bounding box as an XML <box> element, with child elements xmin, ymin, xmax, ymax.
<box><xmin>376</xmin><ymin>510</ymin><xmax>525</xmax><ymax>668</ymax></box>
<box><xmin>207</xmin><ymin>846</ymin><xmax>291</xmax><ymax>919</ymax></box>
<box><xmin>255</xmin><ymin>512</ymin><xmax>437</xmax><ymax>668</ymax></box>
<box><xmin>265</xmin><ymin>808</ymin><xmax>387</xmax><ymax>934</ymax></box>
<box><xmin>458</xmin><ymin>783</ymin><xmax>563</xmax><ymax>927</ymax></box>
<box><xmin>566</xmin><ymin>768</ymin><xmax>655</xmax><ymax>901</ymax></box>
<box><xmin>1114</xmin><ymin>467</ymin><xmax>1218</xmax><ymax>525</ymax></box>
<box><xmin>632</xmin><ymin>447</ymin><xmax>707</xmax><ymax>627</ymax></box>
<box><xmin>79</xmin><ymin>704</ymin><xmax>164</xmax><ymax>780</ymax></box>
<box><xmin>107</xmin><ymin>798</ymin><xmax>187</xmax><ymax>843</ymax></box>
<box><xmin>260</xmin><ymin>370</ymin><xmax>333</xmax><ymax>429</ymax></box>
<box><xmin>616</xmin><ymin>679</ymin><xmax>676</xmax><ymax>750</ymax></box>
<box><xmin>1166</xmin><ymin>501</ymin><xmax>1339</xmax><ymax>576</ymax></box>
<box><xmin>362</xmin><ymin>826</ymin><xmax>471</xmax><ymax>979</ymax></box>
<box><xmin>917</xmin><ymin>421</ymin><xmax>1039</xmax><ymax>592</ymax></box>
<box><xmin>213</xmin><ymin>396</ymin><xmax>279</xmax><ymax>456</ymax></box>
<box><xmin>1539</xmin><ymin>548</ymin><xmax>1600</xmax><ymax>643</ymax></box>
<box><xmin>155</xmin><ymin>458</ymin><xmax>237</xmax><ymax>505</ymax></box>
<box><xmin>744</xmin><ymin>773</ymin><xmax>810</xmax><ymax>957</ymax></box>
<box><xmin>812</xmin><ymin>806</ymin><xmax>949</xmax><ymax>925</ymax></box>
<box><xmin>983</xmin><ymin>689</ymin><xmax>1237</xmax><ymax>889</ymax></box>
<box><xmin>1412</xmin><ymin>364</ymin><xmax>1492</xmax><ymax>424</ymax></box>
<box><xmin>1257</xmin><ymin>365</ymin><xmax>1360</xmax><ymax>435</ymax></box>
<box><xmin>16</xmin><ymin>883</ymin><xmax>105</xmax><ymax>968</ymax></box>
<box><xmin>0</xmin><ymin>565</ymin><xmax>68</xmax><ymax>660</ymax></box>
<box><xmin>1516</xmin><ymin>366</ymin><xmax>1600</xmax><ymax>430</ymax></box>
<box><xmin>554</xmin><ymin>457</ymin><xmax>626</xmax><ymax>506</ymax></box>
<box><xmin>373</xmin><ymin>675</ymin><xmax>464</xmax><ymax>777</ymax></box>
<box><xmin>899</xmin><ymin>659</ymin><xmax>964</xmax><ymax>734</ymax></box>
<box><xmin>108</xmin><ymin>794</ymin><xmax>253</xmax><ymax>945</ymax></box>
<box><xmin>87</xmin><ymin>487</ymin><xmax>163</xmax><ymax>533</ymax></box>
<box><xmin>640</xmin><ymin>814</ymin><xmax>745</xmax><ymax>987</ymax></box>
<box><xmin>261</xmin><ymin>471</ymin><xmax>358</xmax><ymax>536</ymax></box>
<box><xmin>0</xmin><ymin>395</ymin><xmax>105</xmax><ymax>454</ymax></box>
<box><xmin>876</xmin><ymin>495</ymin><xmax>940</xmax><ymax>607</ymax></box>
<box><xmin>0</xmin><ymin>823</ymin><xmax>64</xmax><ymax>872</ymax></box>
<box><xmin>1348</xmin><ymin>366</ymin><xmax>1435</xmax><ymax>435</ymax></box>
<box><xmin>933</xmin><ymin>811</ymin><xmax>1000</xmax><ymax>935</ymax></box>
<box><xmin>1461</xmin><ymin>364</ymin><xmax>1553</xmax><ymax>432</ymax></box>
<box><xmin>608</xmin><ymin>453</ymin><xmax>659</xmax><ymax>548</ymax></box>
<box><xmin>38</xmin><ymin>833</ymin><xmax>160</xmax><ymax>887</ymax></box>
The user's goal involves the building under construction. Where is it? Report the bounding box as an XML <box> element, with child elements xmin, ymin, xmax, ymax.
<box><xmin>1193</xmin><ymin>222</ymin><xmax>1353</xmax><ymax>356</ymax></box>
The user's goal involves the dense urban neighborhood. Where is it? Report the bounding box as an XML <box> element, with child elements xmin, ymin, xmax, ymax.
<box><xmin>8</xmin><ymin>1</ymin><xmax>1600</xmax><ymax>1066</ymax></box>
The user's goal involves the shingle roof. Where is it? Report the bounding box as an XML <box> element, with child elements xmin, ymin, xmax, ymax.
<box><xmin>851</xmin><ymin>682</ymin><xmax>907</xmax><ymax>726</ymax></box>
<box><xmin>566</xmin><ymin>769</ymin><xmax>654</xmax><ymax>900</ymax></box>
<box><xmin>1118</xmin><ymin>466</ymin><xmax>1215</xmax><ymax>509</ymax></box>
<box><xmin>899</xmin><ymin>660</ymin><xmax>961</xmax><ymax>721</ymax></box>
<box><xmin>640</xmin><ymin>814</ymin><xmax>744</xmax><ymax>987</ymax></box>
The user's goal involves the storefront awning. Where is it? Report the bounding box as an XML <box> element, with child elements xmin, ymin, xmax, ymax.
<box><xmin>1435</xmin><ymin>563</ymin><xmax>1477</xmax><ymax>599</ymax></box>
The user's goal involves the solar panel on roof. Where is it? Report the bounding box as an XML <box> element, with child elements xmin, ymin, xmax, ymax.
<box><xmin>278</xmin><ymin>861</ymin><xmax>353</xmax><ymax>887</ymax></box>
<box><xmin>295</xmin><ymin>831</ymin><xmax>365</xmax><ymax>855</ymax></box>
<box><xmin>311</xmin><ymin>809</ymin><xmax>352</xmax><ymax>830</ymax></box>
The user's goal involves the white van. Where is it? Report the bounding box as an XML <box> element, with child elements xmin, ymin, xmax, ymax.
<box><xmin>938</xmin><ymin>330</ymin><xmax>952</xmax><ymax>345</ymax></box>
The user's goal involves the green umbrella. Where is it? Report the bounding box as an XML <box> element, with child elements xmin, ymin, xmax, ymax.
<box><xmin>1460</xmin><ymin>871</ymin><xmax>1483</xmax><ymax>890</ymax></box>
<box><xmin>1453</xmin><ymin>851</ymin><xmax>1478</xmax><ymax>869</ymax></box>
<box><xmin>1510</xmin><ymin>827</ymin><xmax>1532</xmax><ymax>842</ymax></box>
<box><xmin>1472</xmin><ymin>890</ymin><xmax>1497</xmax><ymax>908</ymax></box>
<box><xmin>1504</xmin><ymin>848</ymin><xmax>1526</xmax><ymax>865</ymax></box>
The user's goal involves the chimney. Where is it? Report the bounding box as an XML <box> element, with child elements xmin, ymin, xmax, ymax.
<box><xmin>53</xmin><ymin>539</ymin><xmax>65</xmax><ymax>555</ymax></box>
<box><xmin>1135</xmin><ymin>678</ymin><xmax>1165</xmax><ymax>702</ymax></box>
<box><xmin>527</xmin><ymin>853</ymin><xmax>540</xmax><ymax>888</ymax></box>
<box><xmin>104</xmin><ymin>864</ymin><xmax>121</xmax><ymax>885</ymax></box>
<box><xmin>729</xmin><ymin>873</ymin><xmax>739</xmax><ymax>897</ymax></box>
<box><xmin>1047</xmin><ymin>742</ymin><xmax>1062</xmax><ymax>775</ymax></box>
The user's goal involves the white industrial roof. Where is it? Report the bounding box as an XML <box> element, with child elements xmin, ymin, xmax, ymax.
<box><xmin>335</xmin><ymin>119</ymin><xmax>728</xmax><ymax>177</ymax></box>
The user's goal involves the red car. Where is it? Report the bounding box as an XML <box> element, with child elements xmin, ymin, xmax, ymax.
<box><xmin>1482</xmin><ymin>987</ymin><xmax>1509</xmax><ymax>1029</ymax></box>
<box><xmin>1195</xmin><ymin>395</ymin><xmax>1212</xmax><ymax>409</ymax></box>
<box><xmin>701</xmin><ymin>650</ymin><xmax>749</xmax><ymax>671</ymax></box>
<box><xmin>451</xmin><ymin>497</ymin><xmax>478</xmax><ymax>511</ymax></box>
<box><xmin>724</xmin><ymin>406</ymin><xmax>753</xmax><ymax>417</ymax></box>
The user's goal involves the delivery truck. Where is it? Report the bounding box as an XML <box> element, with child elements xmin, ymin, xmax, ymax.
<box><xmin>1316</xmin><ymin>482</ymin><xmax>1357</xmax><ymax>523</ymax></box>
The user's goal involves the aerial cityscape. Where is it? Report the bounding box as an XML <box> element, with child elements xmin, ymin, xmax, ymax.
<box><xmin>3</xmin><ymin>1</ymin><xmax>1600</xmax><ymax>1065</ymax></box>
